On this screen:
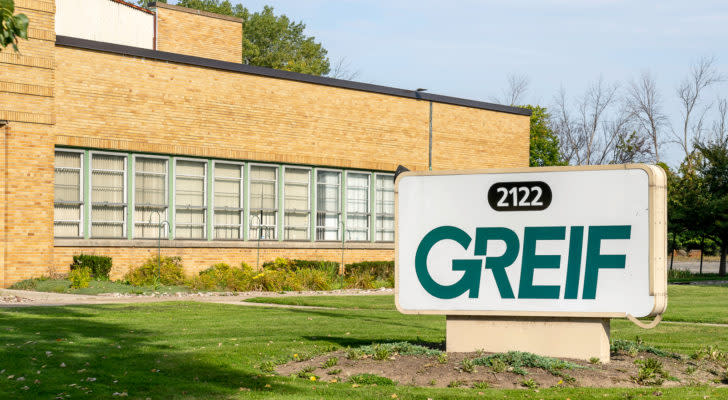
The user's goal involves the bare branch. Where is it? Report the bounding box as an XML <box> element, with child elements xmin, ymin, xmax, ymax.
<box><xmin>710</xmin><ymin>98</ymin><xmax>728</xmax><ymax>147</ymax></box>
<box><xmin>626</xmin><ymin>71</ymin><xmax>668</xmax><ymax>162</ymax></box>
<box><xmin>493</xmin><ymin>73</ymin><xmax>530</xmax><ymax>106</ymax></box>
<box><xmin>327</xmin><ymin>57</ymin><xmax>361</xmax><ymax>81</ymax></box>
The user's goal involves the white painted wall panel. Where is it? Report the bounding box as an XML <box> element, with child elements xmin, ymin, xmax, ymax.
<box><xmin>56</xmin><ymin>0</ymin><xmax>154</xmax><ymax>49</ymax></box>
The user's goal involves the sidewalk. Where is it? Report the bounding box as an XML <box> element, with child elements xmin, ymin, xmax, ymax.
<box><xmin>0</xmin><ymin>287</ymin><xmax>393</xmax><ymax>307</ymax></box>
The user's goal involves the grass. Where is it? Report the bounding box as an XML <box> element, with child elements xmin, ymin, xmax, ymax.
<box><xmin>0</xmin><ymin>286</ymin><xmax>727</xmax><ymax>398</ymax></box>
<box><xmin>244</xmin><ymin>295</ymin><xmax>395</xmax><ymax>310</ymax></box>
<box><xmin>10</xmin><ymin>277</ymin><xmax>189</xmax><ymax>295</ymax></box>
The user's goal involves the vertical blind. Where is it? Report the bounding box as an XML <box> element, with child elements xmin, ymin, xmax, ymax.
<box><xmin>249</xmin><ymin>165</ymin><xmax>277</xmax><ymax>240</ymax></box>
<box><xmin>376</xmin><ymin>174</ymin><xmax>395</xmax><ymax>241</ymax></box>
<box><xmin>214</xmin><ymin>163</ymin><xmax>243</xmax><ymax>239</ymax></box>
<box><xmin>175</xmin><ymin>160</ymin><xmax>206</xmax><ymax>239</ymax></box>
<box><xmin>316</xmin><ymin>170</ymin><xmax>340</xmax><ymax>240</ymax></box>
<box><xmin>346</xmin><ymin>173</ymin><xmax>369</xmax><ymax>241</ymax></box>
<box><xmin>54</xmin><ymin>151</ymin><xmax>83</xmax><ymax>237</ymax></box>
<box><xmin>91</xmin><ymin>153</ymin><xmax>126</xmax><ymax>238</ymax></box>
<box><xmin>134</xmin><ymin>157</ymin><xmax>167</xmax><ymax>238</ymax></box>
<box><xmin>284</xmin><ymin>168</ymin><xmax>310</xmax><ymax>240</ymax></box>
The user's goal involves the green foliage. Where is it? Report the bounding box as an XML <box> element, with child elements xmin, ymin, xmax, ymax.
<box><xmin>71</xmin><ymin>254</ymin><xmax>113</xmax><ymax>280</ymax></box>
<box><xmin>345</xmin><ymin>348</ymin><xmax>365</xmax><ymax>360</ymax></box>
<box><xmin>472</xmin><ymin>381</ymin><xmax>490</xmax><ymax>389</ymax></box>
<box><xmin>520</xmin><ymin>378</ymin><xmax>539</xmax><ymax>389</ymax></box>
<box><xmin>68</xmin><ymin>267</ymin><xmax>92</xmax><ymax>289</ymax></box>
<box><xmin>691</xmin><ymin>345</ymin><xmax>728</xmax><ymax>367</ymax></box>
<box><xmin>611</xmin><ymin>339</ymin><xmax>681</xmax><ymax>359</ymax></box>
<box><xmin>321</xmin><ymin>357</ymin><xmax>338</xmax><ymax>369</ymax></box>
<box><xmin>352</xmin><ymin>342</ymin><xmax>443</xmax><ymax>358</ymax></box>
<box><xmin>447</xmin><ymin>379</ymin><xmax>465</xmax><ymax>388</ymax></box>
<box><xmin>633</xmin><ymin>358</ymin><xmax>667</xmax><ymax>386</ymax></box>
<box><xmin>589</xmin><ymin>357</ymin><xmax>601</xmax><ymax>365</ymax></box>
<box><xmin>489</xmin><ymin>357</ymin><xmax>506</xmax><ymax>373</ymax></box>
<box><xmin>0</xmin><ymin>0</ymin><xmax>29</xmax><ymax>52</ymax></box>
<box><xmin>125</xmin><ymin>256</ymin><xmax>186</xmax><ymax>287</ymax></box>
<box><xmin>189</xmin><ymin>263</ymin><xmax>253</xmax><ymax>291</ymax></box>
<box><xmin>436</xmin><ymin>353</ymin><xmax>448</xmax><ymax>364</ymax></box>
<box><xmin>348</xmin><ymin>373</ymin><xmax>395</xmax><ymax>386</ymax></box>
<box><xmin>258</xmin><ymin>360</ymin><xmax>276</xmax><ymax>373</ymax></box>
<box><xmin>151</xmin><ymin>1</ymin><xmax>331</xmax><ymax>76</ymax></box>
<box><xmin>344</xmin><ymin>261</ymin><xmax>393</xmax><ymax>280</ymax></box>
<box><xmin>326</xmin><ymin>368</ymin><xmax>341</xmax><ymax>375</ymax></box>
<box><xmin>459</xmin><ymin>358</ymin><xmax>476</xmax><ymax>373</ymax></box>
<box><xmin>472</xmin><ymin>351</ymin><xmax>582</xmax><ymax>377</ymax></box>
<box><xmin>523</xmin><ymin>105</ymin><xmax>565</xmax><ymax>167</ymax></box>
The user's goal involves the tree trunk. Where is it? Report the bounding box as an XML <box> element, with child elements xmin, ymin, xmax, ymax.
<box><xmin>720</xmin><ymin>240</ymin><xmax>727</xmax><ymax>277</ymax></box>
<box><xmin>700</xmin><ymin>236</ymin><xmax>705</xmax><ymax>275</ymax></box>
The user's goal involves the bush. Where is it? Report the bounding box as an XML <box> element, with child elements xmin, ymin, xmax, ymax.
<box><xmin>262</xmin><ymin>258</ymin><xmax>339</xmax><ymax>274</ymax></box>
<box><xmin>344</xmin><ymin>261</ymin><xmax>393</xmax><ymax>281</ymax></box>
<box><xmin>190</xmin><ymin>263</ymin><xmax>254</xmax><ymax>291</ymax></box>
<box><xmin>125</xmin><ymin>256</ymin><xmax>186</xmax><ymax>287</ymax></box>
<box><xmin>69</xmin><ymin>267</ymin><xmax>92</xmax><ymax>289</ymax></box>
<box><xmin>71</xmin><ymin>254</ymin><xmax>112</xmax><ymax>280</ymax></box>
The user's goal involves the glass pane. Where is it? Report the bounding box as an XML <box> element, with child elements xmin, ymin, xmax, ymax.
<box><xmin>250</xmin><ymin>165</ymin><xmax>276</xmax><ymax>181</ymax></box>
<box><xmin>176</xmin><ymin>225</ymin><xmax>205</xmax><ymax>239</ymax></box>
<box><xmin>176</xmin><ymin>176</ymin><xmax>205</xmax><ymax>206</ymax></box>
<box><xmin>215</xmin><ymin>163</ymin><xmax>241</xmax><ymax>179</ymax></box>
<box><xmin>136</xmin><ymin>173</ymin><xmax>166</xmax><ymax>205</ymax></box>
<box><xmin>55</xmin><ymin>221</ymin><xmax>79</xmax><ymax>237</ymax></box>
<box><xmin>55</xmin><ymin>169</ymin><xmax>80</xmax><ymax>202</ymax></box>
<box><xmin>55</xmin><ymin>151</ymin><xmax>81</xmax><ymax>168</ymax></box>
<box><xmin>135</xmin><ymin>205</ymin><xmax>168</xmax><ymax>239</ymax></box>
<box><xmin>215</xmin><ymin>226</ymin><xmax>240</xmax><ymax>240</ymax></box>
<box><xmin>317</xmin><ymin>171</ymin><xmax>340</xmax><ymax>213</ymax></box>
<box><xmin>214</xmin><ymin>210</ymin><xmax>241</xmax><ymax>226</ymax></box>
<box><xmin>249</xmin><ymin>210</ymin><xmax>276</xmax><ymax>240</ymax></box>
<box><xmin>376</xmin><ymin>215</ymin><xmax>395</xmax><ymax>241</ymax></box>
<box><xmin>54</xmin><ymin>204</ymin><xmax>81</xmax><ymax>221</ymax></box>
<box><xmin>176</xmin><ymin>160</ymin><xmax>205</xmax><ymax>176</ymax></box>
<box><xmin>284</xmin><ymin>211</ymin><xmax>309</xmax><ymax>240</ymax></box>
<box><xmin>250</xmin><ymin>181</ymin><xmax>276</xmax><ymax>209</ymax></box>
<box><xmin>175</xmin><ymin>209</ymin><xmax>205</xmax><ymax>239</ymax></box>
<box><xmin>285</xmin><ymin>168</ymin><xmax>309</xmax><ymax>212</ymax></box>
<box><xmin>93</xmin><ymin>154</ymin><xmax>125</xmax><ymax>171</ymax></box>
<box><xmin>92</xmin><ymin>170</ymin><xmax>125</xmax><ymax>203</ymax></box>
<box><xmin>214</xmin><ymin>179</ymin><xmax>240</xmax><ymax>208</ymax></box>
<box><xmin>136</xmin><ymin>157</ymin><xmax>166</xmax><ymax>174</ymax></box>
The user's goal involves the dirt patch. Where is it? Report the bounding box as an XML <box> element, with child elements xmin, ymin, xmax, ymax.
<box><xmin>277</xmin><ymin>349</ymin><xmax>728</xmax><ymax>389</ymax></box>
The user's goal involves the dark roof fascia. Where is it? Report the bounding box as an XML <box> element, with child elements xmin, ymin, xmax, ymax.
<box><xmin>54</xmin><ymin>35</ymin><xmax>531</xmax><ymax>117</ymax></box>
<box><xmin>110</xmin><ymin>0</ymin><xmax>155</xmax><ymax>15</ymax></box>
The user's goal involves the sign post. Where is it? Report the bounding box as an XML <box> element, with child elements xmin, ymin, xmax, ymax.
<box><xmin>395</xmin><ymin>165</ymin><xmax>667</xmax><ymax>362</ymax></box>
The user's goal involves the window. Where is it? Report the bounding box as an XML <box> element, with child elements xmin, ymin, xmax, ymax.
<box><xmin>175</xmin><ymin>159</ymin><xmax>206</xmax><ymax>239</ymax></box>
<box><xmin>284</xmin><ymin>167</ymin><xmax>310</xmax><ymax>240</ymax></box>
<box><xmin>213</xmin><ymin>162</ymin><xmax>244</xmax><ymax>239</ymax></box>
<box><xmin>375</xmin><ymin>174</ymin><xmax>394</xmax><ymax>241</ymax></box>
<box><xmin>316</xmin><ymin>170</ymin><xmax>341</xmax><ymax>240</ymax></box>
<box><xmin>249</xmin><ymin>165</ymin><xmax>277</xmax><ymax>240</ymax></box>
<box><xmin>90</xmin><ymin>152</ymin><xmax>127</xmax><ymax>238</ymax></box>
<box><xmin>134</xmin><ymin>156</ymin><xmax>168</xmax><ymax>239</ymax></box>
<box><xmin>54</xmin><ymin>150</ymin><xmax>83</xmax><ymax>237</ymax></box>
<box><xmin>346</xmin><ymin>172</ymin><xmax>369</xmax><ymax>241</ymax></box>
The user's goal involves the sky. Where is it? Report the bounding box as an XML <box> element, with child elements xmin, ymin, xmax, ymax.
<box><xmin>172</xmin><ymin>0</ymin><xmax>727</xmax><ymax>168</ymax></box>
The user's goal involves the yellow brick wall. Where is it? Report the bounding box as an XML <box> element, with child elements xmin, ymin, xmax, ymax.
<box><xmin>0</xmin><ymin>0</ymin><xmax>56</xmax><ymax>287</ymax></box>
<box><xmin>53</xmin><ymin>246</ymin><xmax>394</xmax><ymax>280</ymax></box>
<box><xmin>154</xmin><ymin>3</ymin><xmax>243</xmax><ymax>63</ymax></box>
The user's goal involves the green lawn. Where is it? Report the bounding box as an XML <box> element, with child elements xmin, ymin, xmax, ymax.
<box><xmin>244</xmin><ymin>294</ymin><xmax>396</xmax><ymax>310</ymax></box>
<box><xmin>1</xmin><ymin>286</ymin><xmax>727</xmax><ymax>399</ymax></box>
<box><xmin>10</xmin><ymin>278</ymin><xmax>189</xmax><ymax>295</ymax></box>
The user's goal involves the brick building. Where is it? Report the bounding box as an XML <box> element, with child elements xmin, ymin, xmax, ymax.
<box><xmin>0</xmin><ymin>0</ymin><xmax>531</xmax><ymax>286</ymax></box>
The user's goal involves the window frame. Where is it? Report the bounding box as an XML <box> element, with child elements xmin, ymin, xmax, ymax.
<box><xmin>282</xmin><ymin>166</ymin><xmax>312</xmax><ymax>241</ymax></box>
<box><xmin>345</xmin><ymin>171</ymin><xmax>370</xmax><ymax>242</ymax></box>
<box><xmin>89</xmin><ymin>150</ymin><xmax>128</xmax><ymax>239</ymax></box>
<box><xmin>212</xmin><ymin>160</ymin><xmax>245</xmax><ymax>240</ymax></box>
<box><xmin>315</xmin><ymin>168</ymin><xmax>343</xmax><ymax>241</ymax></box>
<box><xmin>132</xmin><ymin>153</ymin><xmax>169</xmax><ymax>239</ymax></box>
<box><xmin>53</xmin><ymin>148</ymin><xmax>85</xmax><ymax>238</ymax></box>
<box><xmin>374</xmin><ymin>172</ymin><xmax>395</xmax><ymax>243</ymax></box>
<box><xmin>247</xmin><ymin>162</ymin><xmax>279</xmax><ymax>240</ymax></box>
<box><xmin>173</xmin><ymin>157</ymin><xmax>208</xmax><ymax>240</ymax></box>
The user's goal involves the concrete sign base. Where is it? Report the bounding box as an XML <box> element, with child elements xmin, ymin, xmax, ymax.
<box><xmin>446</xmin><ymin>315</ymin><xmax>611</xmax><ymax>362</ymax></box>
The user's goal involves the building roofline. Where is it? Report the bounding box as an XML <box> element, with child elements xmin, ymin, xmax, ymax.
<box><xmin>149</xmin><ymin>2</ymin><xmax>243</xmax><ymax>23</ymax></box>
<box><xmin>110</xmin><ymin>0</ymin><xmax>154</xmax><ymax>15</ymax></box>
<box><xmin>54</xmin><ymin>35</ymin><xmax>531</xmax><ymax>117</ymax></box>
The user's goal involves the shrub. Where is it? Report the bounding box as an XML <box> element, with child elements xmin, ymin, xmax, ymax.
<box><xmin>71</xmin><ymin>254</ymin><xmax>112</xmax><ymax>280</ymax></box>
<box><xmin>125</xmin><ymin>256</ymin><xmax>185</xmax><ymax>287</ymax></box>
<box><xmin>190</xmin><ymin>263</ymin><xmax>254</xmax><ymax>291</ymax></box>
<box><xmin>345</xmin><ymin>270</ymin><xmax>375</xmax><ymax>289</ymax></box>
<box><xmin>69</xmin><ymin>267</ymin><xmax>92</xmax><ymax>289</ymax></box>
<box><xmin>344</xmin><ymin>261</ymin><xmax>393</xmax><ymax>280</ymax></box>
<box><xmin>634</xmin><ymin>358</ymin><xmax>667</xmax><ymax>386</ymax></box>
<box><xmin>348</xmin><ymin>373</ymin><xmax>395</xmax><ymax>386</ymax></box>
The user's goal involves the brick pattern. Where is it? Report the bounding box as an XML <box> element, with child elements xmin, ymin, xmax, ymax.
<box><xmin>53</xmin><ymin>247</ymin><xmax>394</xmax><ymax>280</ymax></box>
<box><xmin>0</xmin><ymin>1</ymin><xmax>56</xmax><ymax>287</ymax></box>
<box><xmin>155</xmin><ymin>4</ymin><xmax>243</xmax><ymax>63</ymax></box>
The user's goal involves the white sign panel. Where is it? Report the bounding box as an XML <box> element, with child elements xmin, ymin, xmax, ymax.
<box><xmin>395</xmin><ymin>165</ymin><xmax>667</xmax><ymax>318</ymax></box>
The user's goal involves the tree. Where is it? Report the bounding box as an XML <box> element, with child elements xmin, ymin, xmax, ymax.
<box><xmin>524</xmin><ymin>105</ymin><xmax>564</xmax><ymax>167</ymax></box>
<box><xmin>626</xmin><ymin>71</ymin><xmax>667</xmax><ymax>163</ymax></box>
<box><xmin>694</xmin><ymin>140</ymin><xmax>728</xmax><ymax>276</ymax></box>
<box><xmin>673</xmin><ymin>56</ymin><xmax>724</xmax><ymax>172</ymax></box>
<box><xmin>143</xmin><ymin>0</ymin><xmax>331</xmax><ymax>76</ymax></box>
<box><xmin>0</xmin><ymin>0</ymin><xmax>29</xmax><ymax>52</ymax></box>
<box><xmin>495</xmin><ymin>73</ymin><xmax>530</xmax><ymax>106</ymax></box>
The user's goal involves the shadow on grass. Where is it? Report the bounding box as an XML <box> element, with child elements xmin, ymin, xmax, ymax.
<box><xmin>0</xmin><ymin>306</ymin><xmax>303</xmax><ymax>399</ymax></box>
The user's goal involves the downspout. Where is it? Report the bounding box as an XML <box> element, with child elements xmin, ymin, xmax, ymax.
<box><xmin>428</xmin><ymin>101</ymin><xmax>433</xmax><ymax>171</ymax></box>
<box><xmin>1</xmin><ymin>121</ymin><xmax>8</xmax><ymax>288</ymax></box>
